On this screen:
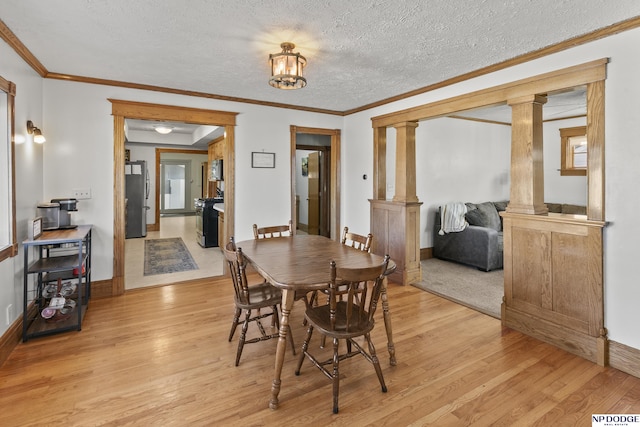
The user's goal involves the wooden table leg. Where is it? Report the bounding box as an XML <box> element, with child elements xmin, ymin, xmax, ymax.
<box><xmin>380</xmin><ymin>278</ymin><xmax>396</xmax><ymax>366</ymax></box>
<box><xmin>270</xmin><ymin>288</ymin><xmax>295</xmax><ymax>409</ymax></box>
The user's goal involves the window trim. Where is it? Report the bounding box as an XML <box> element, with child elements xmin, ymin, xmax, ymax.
<box><xmin>0</xmin><ymin>75</ymin><xmax>17</xmax><ymax>262</ymax></box>
<box><xmin>560</xmin><ymin>125</ymin><xmax>587</xmax><ymax>176</ymax></box>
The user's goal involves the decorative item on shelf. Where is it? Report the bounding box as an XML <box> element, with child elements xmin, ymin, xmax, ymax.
<box><xmin>28</xmin><ymin>217</ymin><xmax>43</xmax><ymax>240</ymax></box>
<box><xmin>41</xmin><ymin>279</ymin><xmax>76</xmax><ymax>323</ymax></box>
<box><xmin>268</xmin><ymin>42</ymin><xmax>307</xmax><ymax>90</ymax></box>
<box><xmin>73</xmin><ymin>264</ymin><xmax>86</xmax><ymax>276</ymax></box>
<box><xmin>26</xmin><ymin>120</ymin><xmax>46</xmax><ymax>143</ymax></box>
<box><xmin>125</xmin><ymin>149</ymin><xmax>130</xmax><ymax>161</ymax></box>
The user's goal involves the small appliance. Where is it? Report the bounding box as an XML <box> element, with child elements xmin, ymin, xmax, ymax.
<box><xmin>37</xmin><ymin>198</ymin><xmax>79</xmax><ymax>230</ymax></box>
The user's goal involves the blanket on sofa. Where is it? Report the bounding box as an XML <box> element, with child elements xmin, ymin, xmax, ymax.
<box><xmin>439</xmin><ymin>202</ymin><xmax>468</xmax><ymax>235</ymax></box>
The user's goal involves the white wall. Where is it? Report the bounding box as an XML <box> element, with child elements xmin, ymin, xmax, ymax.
<box><xmin>1</xmin><ymin>25</ymin><xmax>639</xmax><ymax>354</ymax></box>
<box><xmin>0</xmin><ymin>40</ymin><xmax>45</xmax><ymax>334</ymax></box>
<box><xmin>543</xmin><ymin>117</ymin><xmax>588</xmax><ymax>204</ymax></box>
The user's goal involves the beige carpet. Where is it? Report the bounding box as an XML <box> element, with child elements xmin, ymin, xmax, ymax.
<box><xmin>413</xmin><ymin>258</ymin><xmax>503</xmax><ymax>319</ymax></box>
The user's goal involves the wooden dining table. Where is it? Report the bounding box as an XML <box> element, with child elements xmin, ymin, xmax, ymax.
<box><xmin>235</xmin><ymin>234</ymin><xmax>396</xmax><ymax>410</ymax></box>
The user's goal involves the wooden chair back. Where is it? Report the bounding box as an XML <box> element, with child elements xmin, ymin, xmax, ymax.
<box><xmin>328</xmin><ymin>255</ymin><xmax>390</xmax><ymax>331</ymax></box>
<box><xmin>341</xmin><ymin>226</ymin><xmax>372</xmax><ymax>253</ymax></box>
<box><xmin>222</xmin><ymin>239</ymin><xmax>251</xmax><ymax>305</ymax></box>
<box><xmin>253</xmin><ymin>220</ymin><xmax>293</xmax><ymax>239</ymax></box>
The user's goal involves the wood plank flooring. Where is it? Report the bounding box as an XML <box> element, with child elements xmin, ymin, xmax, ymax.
<box><xmin>2</xmin><ymin>276</ymin><xmax>639</xmax><ymax>426</ymax></box>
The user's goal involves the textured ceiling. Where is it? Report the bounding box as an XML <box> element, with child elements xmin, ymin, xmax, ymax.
<box><xmin>1</xmin><ymin>0</ymin><xmax>640</xmax><ymax>113</ymax></box>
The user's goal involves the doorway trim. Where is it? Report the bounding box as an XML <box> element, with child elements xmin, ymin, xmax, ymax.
<box><xmin>110</xmin><ymin>99</ymin><xmax>238</xmax><ymax>296</ymax></box>
<box><xmin>290</xmin><ymin>126</ymin><xmax>341</xmax><ymax>240</ymax></box>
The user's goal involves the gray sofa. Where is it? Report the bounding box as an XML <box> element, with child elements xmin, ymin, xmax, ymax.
<box><xmin>433</xmin><ymin>201</ymin><xmax>506</xmax><ymax>272</ymax></box>
<box><xmin>433</xmin><ymin>201</ymin><xmax>587</xmax><ymax>272</ymax></box>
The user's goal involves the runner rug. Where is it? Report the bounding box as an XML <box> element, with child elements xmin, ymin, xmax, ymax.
<box><xmin>144</xmin><ymin>237</ymin><xmax>198</xmax><ymax>276</ymax></box>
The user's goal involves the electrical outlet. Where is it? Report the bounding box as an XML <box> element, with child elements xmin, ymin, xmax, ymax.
<box><xmin>6</xmin><ymin>304</ymin><xmax>13</xmax><ymax>326</ymax></box>
<box><xmin>73</xmin><ymin>188</ymin><xmax>91</xmax><ymax>199</ymax></box>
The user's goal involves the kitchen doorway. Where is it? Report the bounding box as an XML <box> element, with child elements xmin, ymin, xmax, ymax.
<box><xmin>110</xmin><ymin>99</ymin><xmax>237</xmax><ymax>296</ymax></box>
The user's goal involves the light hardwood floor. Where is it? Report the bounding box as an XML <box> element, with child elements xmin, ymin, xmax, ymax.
<box><xmin>124</xmin><ymin>215</ymin><xmax>224</xmax><ymax>290</ymax></box>
<box><xmin>2</xmin><ymin>276</ymin><xmax>639</xmax><ymax>426</ymax></box>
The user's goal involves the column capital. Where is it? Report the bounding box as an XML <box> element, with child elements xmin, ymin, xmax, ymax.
<box><xmin>392</xmin><ymin>121</ymin><xmax>419</xmax><ymax>130</ymax></box>
<box><xmin>507</xmin><ymin>94</ymin><xmax>547</xmax><ymax>106</ymax></box>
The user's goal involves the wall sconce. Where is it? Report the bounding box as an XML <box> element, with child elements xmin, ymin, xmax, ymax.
<box><xmin>27</xmin><ymin>120</ymin><xmax>46</xmax><ymax>143</ymax></box>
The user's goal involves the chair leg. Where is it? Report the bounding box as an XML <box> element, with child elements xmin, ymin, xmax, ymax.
<box><xmin>295</xmin><ymin>325</ymin><xmax>314</xmax><ymax>375</ymax></box>
<box><xmin>332</xmin><ymin>337</ymin><xmax>340</xmax><ymax>414</ymax></box>
<box><xmin>365</xmin><ymin>333</ymin><xmax>387</xmax><ymax>393</ymax></box>
<box><xmin>288</xmin><ymin>325</ymin><xmax>296</xmax><ymax>356</ymax></box>
<box><xmin>235</xmin><ymin>309</ymin><xmax>251</xmax><ymax>366</ymax></box>
<box><xmin>228</xmin><ymin>307</ymin><xmax>241</xmax><ymax>342</ymax></box>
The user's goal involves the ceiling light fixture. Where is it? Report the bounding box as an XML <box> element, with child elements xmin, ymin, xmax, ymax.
<box><xmin>269</xmin><ymin>42</ymin><xmax>307</xmax><ymax>90</ymax></box>
<box><xmin>154</xmin><ymin>125</ymin><xmax>174</xmax><ymax>134</ymax></box>
<box><xmin>26</xmin><ymin>120</ymin><xmax>46</xmax><ymax>143</ymax></box>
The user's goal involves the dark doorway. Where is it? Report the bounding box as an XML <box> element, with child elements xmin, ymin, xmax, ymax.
<box><xmin>295</xmin><ymin>133</ymin><xmax>331</xmax><ymax>237</ymax></box>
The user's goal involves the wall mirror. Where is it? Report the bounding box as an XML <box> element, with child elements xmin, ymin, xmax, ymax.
<box><xmin>0</xmin><ymin>74</ymin><xmax>16</xmax><ymax>262</ymax></box>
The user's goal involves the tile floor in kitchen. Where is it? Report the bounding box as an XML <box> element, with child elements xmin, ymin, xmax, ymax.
<box><xmin>124</xmin><ymin>215</ymin><xmax>224</xmax><ymax>290</ymax></box>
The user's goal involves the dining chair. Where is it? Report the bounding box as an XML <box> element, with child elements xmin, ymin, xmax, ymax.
<box><xmin>253</xmin><ymin>220</ymin><xmax>293</xmax><ymax>239</ymax></box>
<box><xmin>223</xmin><ymin>238</ymin><xmax>294</xmax><ymax>366</ymax></box>
<box><xmin>295</xmin><ymin>255</ymin><xmax>391</xmax><ymax>414</ymax></box>
<box><xmin>341</xmin><ymin>226</ymin><xmax>373</xmax><ymax>252</ymax></box>
<box><xmin>311</xmin><ymin>226</ymin><xmax>374</xmax><ymax>317</ymax></box>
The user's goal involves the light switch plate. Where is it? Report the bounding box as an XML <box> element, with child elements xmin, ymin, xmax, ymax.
<box><xmin>73</xmin><ymin>188</ymin><xmax>91</xmax><ymax>199</ymax></box>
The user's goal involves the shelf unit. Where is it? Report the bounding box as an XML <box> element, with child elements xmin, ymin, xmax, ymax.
<box><xmin>22</xmin><ymin>225</ymin><xmax>92</xmax><ymax>342</ymax></box>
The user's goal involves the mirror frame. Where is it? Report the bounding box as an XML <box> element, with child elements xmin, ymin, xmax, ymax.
<box><xmin>0</xmin><ymin>74</ymin><xmax>17</xmax><ymax>262</ymax></box>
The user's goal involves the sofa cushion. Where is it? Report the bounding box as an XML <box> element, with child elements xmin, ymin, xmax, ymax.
<box><xmin>465</xmin><ymin>209</ymin><xmax>485</xmax><ymax>227</ymax></box>
<box><xmin>547</xmin><ymin>203</ymin><xmax>562</xmax><ymax>213</ymax></box>
<box><xmin>493</xmin><ymin>201</ymin><xmax>508</xmax><ymax>212</ymax></box>
<box><xmin>464</xmin><ymin>201</ymin><xmax>502</xmax><ymax>232</ymax></box>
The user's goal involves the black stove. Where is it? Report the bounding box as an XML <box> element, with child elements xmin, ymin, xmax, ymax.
<box><xmin>195</xmin><ymin>197</ymin><xmax>223</xmax><ymax>247</ymax></box>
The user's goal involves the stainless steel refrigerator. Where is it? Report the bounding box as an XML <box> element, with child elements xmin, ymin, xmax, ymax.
<box><xmin>125</xmin><ymin>160</ymin><xmax>149</xmax><ymax>238</ymax></box>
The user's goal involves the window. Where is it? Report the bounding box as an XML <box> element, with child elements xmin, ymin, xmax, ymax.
<box><xmin>560</xmin><ymin>126</ymin><xmax>587</xmax><ymax>176</ymax></box>
<box><xmin>0</xmin><ymin>74</ymin><xmax>17</xmax><ymax>262</ymax></box>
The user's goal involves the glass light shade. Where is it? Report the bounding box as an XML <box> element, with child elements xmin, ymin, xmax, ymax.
<box><xmin>154</xmin><ymin>126</ymin><xmax>173</xmax><ymax>134</ymax></box>
<box><xmin>269</xmin><ymin>42</ymin><xmax>307</xmax><ymax>90</ymax></box>
<box><xmin>33</xmin><ymin>129</ymin><xmax>45</xmax><ymax>144</ymax></box>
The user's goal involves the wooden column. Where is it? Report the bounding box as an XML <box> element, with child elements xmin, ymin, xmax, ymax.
<box><xmin>373</xmin><ymin>127</ymin><xmax>387</xmax><ymax>200</ymax></box>
<box><xmin>586</xmin><ymin>80</ymin><xmax>605</xmax><ymax>221</ymax></box>
<box><xmin>392</xmin><ymin>122</ymin><xmax>419</xmax><ymax>203</ymax></box>
<box><xmin>370</xmin><ymin>121</ymin><xmax>422</xmax><ymax>285</ymax></box>
<box><xmin>506</xmin><ymin>95</ymin><xmax>548</xmax><ymax>215</ymax></box>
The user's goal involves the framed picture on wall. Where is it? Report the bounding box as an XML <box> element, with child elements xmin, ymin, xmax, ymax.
<box><xmin>252</xmin><ymin>152</ymin><xmax>275</xmax><ymax>168</ymax></box>
<box><xmin>301</xmin><ymin>157</ymin><xmax>308</xmax><ymax>176</ymax></box>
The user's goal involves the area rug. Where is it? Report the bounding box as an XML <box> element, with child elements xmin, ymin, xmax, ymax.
<box><xmin>413</xmin><ymin>258</ymin><xmax>503</xmax><ymax>319</ymax></box>
<box><xmin>144</xmin><ymin>237</ymin><xmax>199</xmax><ymax>276</ymax></box>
